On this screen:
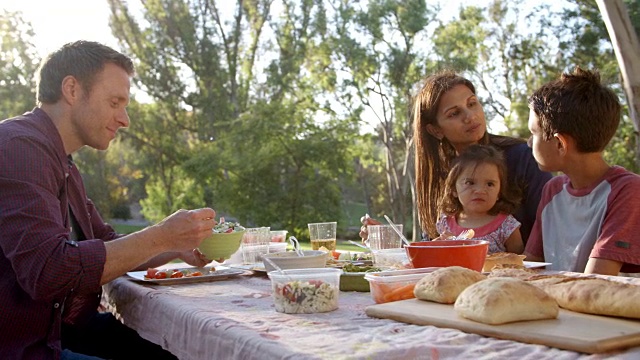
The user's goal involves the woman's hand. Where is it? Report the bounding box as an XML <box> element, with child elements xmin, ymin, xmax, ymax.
<box><xmin>359</xmin><ymin>214</ymin><xmax>382</xmax><ymax>242</ymax></box>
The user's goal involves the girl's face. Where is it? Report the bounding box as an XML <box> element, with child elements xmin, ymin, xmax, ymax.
<box><xmin>454</xmin><ymin>162</ymin><xmax>500</xmax><ymax>216</ymax></box>
<box><xmin>427</xmin><ymin>84</ymin><xmax>487</xmax><ymax>153</ymax></box>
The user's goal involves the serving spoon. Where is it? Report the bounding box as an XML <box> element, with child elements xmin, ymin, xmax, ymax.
<box><xmin>289</xmin><ymin>236</ymin><xmax>305</xmax><ymax>257</ymax></box>
<box><xmin>347</xmin><ymin>240</ymin><xmax>371</xmax><ymax>251</ymax></box>
<box><xmin>262</xmin><ymin>256</ymin><xmax>294</xmax><ymax>281</ymax></box>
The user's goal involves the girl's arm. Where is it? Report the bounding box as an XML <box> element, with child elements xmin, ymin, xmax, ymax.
<box><xmin>504</xmin><ymin>228</ymin><xmax>524</xmax><ymax>254</ymax></box>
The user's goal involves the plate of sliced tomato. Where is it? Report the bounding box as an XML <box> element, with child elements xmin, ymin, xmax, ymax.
<box><xmin>127</xmin><ymin>266</ymin><xmax>246</xmax><ymax>285</ymax></box>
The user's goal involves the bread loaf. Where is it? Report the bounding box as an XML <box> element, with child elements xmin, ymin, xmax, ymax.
<box><xmin>482</xmin><ymin>252</ymin><xmax>526</xmax><ymax>272</ymax></box>
<box><xmin>414</xmin><ymin>266</ymin><xmax>486</xmax><ymax>304</ymax></box>
<box><xmin>536</xmin><ymin>277</ymin><xmax>640</xmax><ymax>319</ymax></box>
<box><xmin>488</xmin><ymin>265</ymin><xmax>537</xmax><ymax>280</ymax></box>
<box><xmin>454</xmin><ymin>277</ymin><xmax>559</xmax><ymax>325</ymax></box>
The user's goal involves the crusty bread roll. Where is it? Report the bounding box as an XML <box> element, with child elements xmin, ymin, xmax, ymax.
<box><xmin>537</xmin><ymin>277</ymin><xmax>640</xmax><ymax>319</ymax></box>
<box><xmin>482</xmin><ymin>252</ymin><xmax>526</xmax><ymax>272</ymax></box>
<box><xmin>414</xmin><ymin>266</ymin><xmax>486</xmax><ymax>304</ymax></box>
<box><xmin>454</xmin><ymin>277</ymin><xmax>559</xmax><ymax>325</ymax></box>
<box><xmin>525</xmin><ymin>274</ymin><xmax>573</xmax><ymax>288</ymax></box>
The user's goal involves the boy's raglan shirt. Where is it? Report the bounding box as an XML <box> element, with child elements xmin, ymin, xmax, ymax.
<box><xmin>526</xmin><ymin>166</ymin><xmax>640</xmax><ymax>273</ymax></box>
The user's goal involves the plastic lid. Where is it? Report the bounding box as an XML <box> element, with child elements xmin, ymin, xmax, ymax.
<box><xmin>364</xmin><ymin>267</ymin><xmax>440</xmax><ymax>283</ymax></box>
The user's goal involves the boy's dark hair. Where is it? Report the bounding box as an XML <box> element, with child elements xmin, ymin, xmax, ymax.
<box><xmin>528</xmin><ymin>66</ymin><xmax>621</xmax><ymax>153</ymax></box>
<box><xmin>36</xmin><ymin>40</ymin><xmax>135</xmax><ymax>105</ymax></box>
<box><xmin>438</xmin><ymin>144</ymin><xmax>520</xmax><ymax>217</ymax></box>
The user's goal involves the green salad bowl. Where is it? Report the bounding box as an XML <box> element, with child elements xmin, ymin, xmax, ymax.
<box><xmin>198</xmin><ymin>229</ymin><xmax>246</xmax><ymax>261</ymax></box>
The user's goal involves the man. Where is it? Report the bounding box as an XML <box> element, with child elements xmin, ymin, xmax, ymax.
<box><xmin>524</xmin><ymin>66</ymin><xmax>640</xmax><ymax>276</ymax></box>
<box><xmin>0</xmin><ymin>41</ymin><xmax>215</xmax><ymax>359</ymax></box>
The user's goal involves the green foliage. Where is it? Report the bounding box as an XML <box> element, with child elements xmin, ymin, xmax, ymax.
<box><xmin>0</xmin><ymin>11</ymin><xmax>39</xmax><ymax>119</ymax></box>
<box><xmin>2</xmin><ymin>0</ymin><xmax>638</xmax><ymax>239</ymax></box>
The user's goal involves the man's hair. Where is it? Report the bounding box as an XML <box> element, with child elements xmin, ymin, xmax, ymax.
<box><xmin>36</xmin><ymin>40</ymin><xmax>135</xmax><ymax>105</ymax></box>
<box><xmin>528</xmin><ymin>66</ymin><xmax>621</xmax><ymax>153</ymax></box>
<box><xmin>438</xmin><ymin>144</ymin><xmax>520</xmax><ymax>217</ymax></box>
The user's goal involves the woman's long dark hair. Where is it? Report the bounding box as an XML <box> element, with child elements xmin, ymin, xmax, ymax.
<box><xmin>413</xmin><ymin>70</ymin><xmax>524</xmax><ymax>238</ymax></box>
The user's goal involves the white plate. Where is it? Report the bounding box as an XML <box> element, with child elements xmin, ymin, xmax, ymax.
<box><xmin>523</xmin><ymin>261</ymin><xmax>552</xmax><ymax>269</ymax></box>
<box><xmin>227</xmin><ymin>264</ymin><xmax>268</xmax><ymax>274</ymax></box>
<box><xmin>127</xmin><ymin>266</ymin><xmax>245</xmax><ymax>285</ymax></box>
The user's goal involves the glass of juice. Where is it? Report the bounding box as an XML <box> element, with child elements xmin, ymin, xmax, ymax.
<box><xmin>308</xmin><ymin>222</ymin><xmax>337</xmax><ymax>251</ymax></box>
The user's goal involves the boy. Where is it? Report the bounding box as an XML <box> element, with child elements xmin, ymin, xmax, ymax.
<box><xmin>524</xmin><ymin>66</ymin><xmax>640</xmax><ymax>275</ymax></box>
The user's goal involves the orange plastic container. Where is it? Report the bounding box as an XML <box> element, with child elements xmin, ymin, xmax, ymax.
<box><xmin>364</xmin><ymin>268</ymin><xmax>439</xmax><ymax>304</ymax></box>
<box><xmin>404</xmin><ymin>240</ymin><xmax>489</xmax><ymax>272</ymax></box>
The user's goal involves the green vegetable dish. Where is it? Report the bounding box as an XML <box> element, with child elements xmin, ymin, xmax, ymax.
<box><xmin>213</xmin><ymin>217</ymin><xmax>245</xmax><ymax>233</ymax></box>
<box><xmin>342</xmin><ymin>263</ymin><xmax>381</xmax><ymax>273</ymax></box>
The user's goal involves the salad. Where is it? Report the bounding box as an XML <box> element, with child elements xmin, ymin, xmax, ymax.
<box><xmin>273</xmin><ymin>280</ymin><xmax>338</xmax><ymax>314</ymax></box>
<box><xmin>213</xmin><ymin>217</ymin><xmax>245</xmax><ymax>233</ymax></box>
<box><xmin>144</xmin><ymin>267</ymin><xmax>213</xmax><ymax>279</ymax></box>
<box><xmin>342</xmin><ymin>263</ymin><xmax>381</xmax><ymax>273</ymax></box>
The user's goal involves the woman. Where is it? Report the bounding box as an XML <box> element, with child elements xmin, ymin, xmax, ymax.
<box><xmin>362</xmin><ymin>70</ymin><xmax>552</xmax><ymax>244</ymax></box>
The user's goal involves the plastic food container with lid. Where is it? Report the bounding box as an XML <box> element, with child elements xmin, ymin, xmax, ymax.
<box><xmin>364</xmin><ymin>267</ymin><xmax>440</xmax><ymax>304</ymax></box>
<box><xmin>268</xmin><ymin>268</ymin><xmax>341</xmax><ymax>314</ymax></box>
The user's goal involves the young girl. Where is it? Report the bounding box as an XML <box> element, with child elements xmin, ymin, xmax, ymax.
<box><xmin>435</xmin><ymin>144</ymin><xmax>524</xmax><ymax>254</ymax></box>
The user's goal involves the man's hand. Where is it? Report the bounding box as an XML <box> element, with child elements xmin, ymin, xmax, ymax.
<box><xmin>154</xmin><ymin>208</ymin><xmax>216</xmax><ymax>253</ymax></box>
<box><xmin>178</xmin><ymin>248</ymin><xmax>210</xmax><ymax>267</ymax></box>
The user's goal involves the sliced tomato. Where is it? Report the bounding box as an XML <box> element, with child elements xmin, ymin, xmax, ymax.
<box><xmin>154</xmin><ymin>271</ymin><xmax>168</xmax><ymax>279</ymax></box>
<box><xmin>145</xmin><ymin>268</ymin><xmax>159</xmax><ymax>279</ymax></box>
<box><xmin>186</xmin><ymin>271</ymin><xmax>203</xmax><ymax>277</ymax></box>
<box><xmin>170</xmin><ymin>270</ymin><xmax>184</xmax><ymax>278</ymax></box>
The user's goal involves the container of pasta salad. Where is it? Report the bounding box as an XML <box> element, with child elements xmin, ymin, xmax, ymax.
<box><xmin>268</xmin><ymin>268</ymin><xmax>341</xmax><ymax>314</ymax></box>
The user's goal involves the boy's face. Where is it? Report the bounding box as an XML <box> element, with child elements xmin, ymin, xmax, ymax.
<box><xmin>527</xmin><ymin>109</ymin><xmax>560</xmax><ymax>172</ymax></box>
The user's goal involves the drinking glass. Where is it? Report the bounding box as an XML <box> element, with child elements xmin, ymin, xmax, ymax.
<box><xmin>307</xmin><ymin>222</ymin><xmax>337</xmax><ymax>251</ymax></box>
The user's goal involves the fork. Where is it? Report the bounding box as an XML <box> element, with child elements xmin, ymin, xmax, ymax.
<box><xmin>451</xmin><ymin>229</ymin><xmax>475</xmax><ymax>240</ymax></box>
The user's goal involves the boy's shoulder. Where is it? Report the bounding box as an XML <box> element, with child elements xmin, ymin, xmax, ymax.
<box><xmin>541</xmin><ymin>166</ymin><xmax>639</xmax><ymax>197</ymax></box>
<box><xmin>605</xmin><ymin>166</ymin><xmax>640</xmax><ymax>189</ymax></box>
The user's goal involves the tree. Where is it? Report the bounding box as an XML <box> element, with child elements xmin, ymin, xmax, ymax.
<box><xmin>0</xmin><ymin>10</ymin><xmax>38</xmax><ymax>119</ymax></box>
<box><xmin>108</xmin><ymin>0</ymin><xmax>358</xmax><ymax>237</ymax></box>
<box><xmin>328</xmin><ymin>0</ymin><xmax>437</xmax><ymax>240</ymax></box>
<box><xmin>597</xmin><ymin>0</ymin><xmax>640</xmax><ymax>170</ymax></box>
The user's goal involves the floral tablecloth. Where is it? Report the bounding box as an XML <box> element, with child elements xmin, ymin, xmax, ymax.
<box><xmin>101</xmin><ymin>267</ymin><xmax>640</xmax><ymax>360</ymax></box>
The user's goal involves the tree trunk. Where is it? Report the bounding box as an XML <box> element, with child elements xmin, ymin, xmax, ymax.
<box><xmin>596</xmin><ymin>0</ymin><xmax>640</xmax><ymax>169</ymax></box>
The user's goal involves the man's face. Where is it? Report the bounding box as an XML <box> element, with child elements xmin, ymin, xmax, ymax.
<box><xmin>527</xmin><ymin>109</ymin><xmax>559</xmax><ymax>172</ymax></box>
<box><xmin>72</xmin><ymin>63</ymin><xmax>130</xmax><ymax>151</ymax></box>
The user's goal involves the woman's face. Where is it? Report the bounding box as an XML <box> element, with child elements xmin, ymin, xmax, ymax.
<box><xmin>427</xmin><ymin>84</ymin><xmax>487</xmax><ymax>153</ymax></box>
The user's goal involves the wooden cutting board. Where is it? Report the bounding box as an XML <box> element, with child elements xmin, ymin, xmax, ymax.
<box><xmin>365</xmin><ymin>299</ymin><xmax>640</xmax><ymax>354</ymax></box>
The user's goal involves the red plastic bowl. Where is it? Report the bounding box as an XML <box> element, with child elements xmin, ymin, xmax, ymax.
<box><xmin>404</xmin><ymin>240</ymin><xmax>489</xmax><ymax>272</ymax></box>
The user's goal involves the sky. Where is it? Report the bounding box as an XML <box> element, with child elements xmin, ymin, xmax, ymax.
<box><xmin>0</xmin><ymin>0</ymin><xmax>119</xmax><ymax>56</ymax></box>
<box><xmin>1</xmin><ymin>0</ymin><xmax>549</xmax><ymax>133</ymax></box>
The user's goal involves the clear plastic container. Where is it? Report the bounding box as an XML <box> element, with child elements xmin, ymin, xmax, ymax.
<box><xmin>268</xmin><ymin>268</ymin><xmax>341</xmax><ymax>313</ymax></box>
<box><xmin>364</xmin><ymin>267</ymin><xmax>440</xmax><ymax>304</ymax></box>
<box><xmin>270</xmin><ymin>230</ymin><xmax>288</xmax><ymax>243</ymax></box>
<box><xmin>372</xmin><ymin>248</ymin><xmax>410</xmax><ymax>268</ymax></box>
<box><xmin>268</xmin><ymin>242</ymin><xmax>288</xmax><ymax>253</ymax></box>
